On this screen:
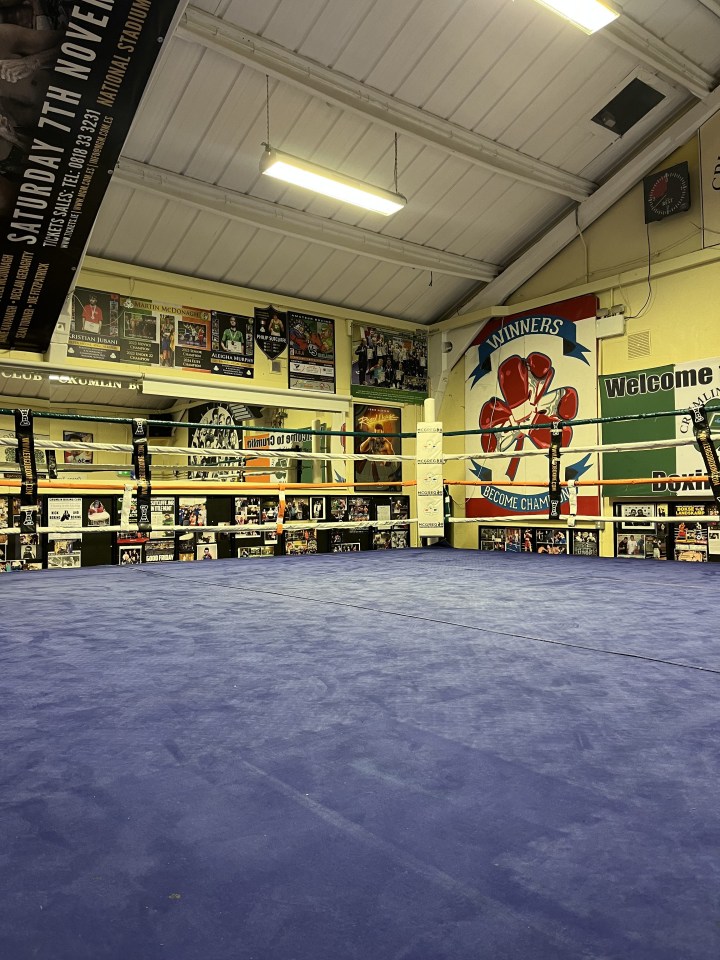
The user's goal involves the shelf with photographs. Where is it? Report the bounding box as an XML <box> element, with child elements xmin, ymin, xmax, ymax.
<box><xmin>0</xmin><ymin>493</ymin><xmax>412</xmax><ymax>572</ymax></box>
<box><xmin>612</xmin><ymin>501</ymin><xmax>720</xmax><ymax>562</ymax></box>
<box><xmin>478</xmin><ymin>526</ymin><xmax>591</xmax><ymax>556</ymax></box>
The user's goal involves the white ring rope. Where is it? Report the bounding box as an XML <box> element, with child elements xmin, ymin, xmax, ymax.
<box><xmin>449</xmin><ymin>515</ymin><xmax>717</xmax><ymax>526</ymax></box>
<box><xmin>0</xmin><ymin>437</ymin><xmax>412</xmax><ymax>462</ymax></box>
<box><xmin>444</xmin><ymin>433</ymin><xmax>715</xmax><ymax>462</ymax></box>
<box><xmin>0</xmin><ymin>519</ymin><xmax>416</xmax><ymax>537</ymax></box>
<box><xmin>2</xmin><ymin>431</ymin><xmax>715</xmax><ymax>465</ymax></box>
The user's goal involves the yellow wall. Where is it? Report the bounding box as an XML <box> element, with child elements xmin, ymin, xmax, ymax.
<box><xmin>439</xmin><ymin>133</ymin><xmax>720</xmax><ymax>553</ymax></box>
<box><xmin>1</xmin><ymin>257</ymin><xmax>424</xmax><ymax>533</ymax></box>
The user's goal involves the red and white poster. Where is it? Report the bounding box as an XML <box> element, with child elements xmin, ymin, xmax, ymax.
<box><xmin>464</xmin><ymin>295</ymin><xmax>600</xmax><ymax>519</ymax></box>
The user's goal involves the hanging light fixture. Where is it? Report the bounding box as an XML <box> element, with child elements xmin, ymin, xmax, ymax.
<box><xmin>531</xmin><ymin>0</ymin><xmax>619</xmax><ymax>34</ymax></box>
<box><xmin>259</xmin><ymin>147</ymin><xmax>407</xmax><ymax>215</ymax></box>
<box><xmin>259</xmin><ymin>76</ymin><xmax>406</xmax><ymax>216</ymax></box>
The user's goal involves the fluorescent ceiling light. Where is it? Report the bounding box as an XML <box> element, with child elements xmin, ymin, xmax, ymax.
<box><xmin>260</xmin><ymin>147</ymin><xmax>406</xmax><ymax>216</ymax></box>
<box><xmin>532</xmin><ymin>0</ymin><xmax>619</xmax><ymax>34</ymax></box>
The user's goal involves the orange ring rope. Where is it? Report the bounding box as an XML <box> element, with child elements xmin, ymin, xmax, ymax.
<box><xmin>0</xmin><ymin>479</ymin><xmax>418</xmax><ymax>491</ymax></box>
<box><xmin>445</xmin><ymin>477</ymin><xmax>710</xmax><ymax>488</ymax></box>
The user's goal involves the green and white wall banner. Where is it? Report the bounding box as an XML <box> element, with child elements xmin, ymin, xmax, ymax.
<box><xmin>600</xmin><ymin>357</ymin><xmax>720</xmax><ymax>498</ymax></box>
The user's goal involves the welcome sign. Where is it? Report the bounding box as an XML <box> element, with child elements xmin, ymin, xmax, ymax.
<box><xmin>600</xmin><ymin>356</ymin><xmax>720</xmax><ymax>497</ymax></box>
<box><xmin>464</xmin><ymin>295</ymin><xmax>599</xmax><ymax>518</ymax></box>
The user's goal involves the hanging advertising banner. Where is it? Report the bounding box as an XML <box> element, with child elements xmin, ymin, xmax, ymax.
<box><xmin>254</xmin><ymin>304</ymin><xmax>288</xmax><ymax>360</ymax></box>
<box><xmin>0</xmin><ymin>2</ymin><xmax>183</xmax><ymax>352</ymax></box>
<box><xmin>600</xmin><ymin>355</ymin><xmax>720</xmax><ymax>498</ymax></box>
<box><xmin>354</xmin><ymin>404</ymin><xmax>402</xmax><ymax>492</ymax></box>
<box><xmin>464</xmin><ymin>295</ymin><xmax>600</xmax><ymax>519</ymax></box>
<box><xmin>351</xmin><ymin>323</ymin><xmax>428</xmax><ymax>404</ymax></box>
<box><xmin>699</xmin><ymin>107</ymin><xmax>720</xmax><ymax>249</ymax></box>
<box><xmin>243</xmin><ymin>429</ymin><xmax>313</xmax><ymax>484</ymax></box>
<box><xmin>288</xmin><ymin>311</ymin><xmax>335</xmax><ymax>392</ymax></box>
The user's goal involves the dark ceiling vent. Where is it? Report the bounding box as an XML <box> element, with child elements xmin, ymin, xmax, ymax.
<box><xmin>591</xmin><ymin>78</ymin><xmax>665</xmax><ymax>136</ymax></box>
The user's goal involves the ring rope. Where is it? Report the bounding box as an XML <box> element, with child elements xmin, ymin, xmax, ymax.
<box><xmin>450</xmin><ymin>515</ymin><xmax>716</xmax><ymax>526</ymax></box>
<box><xmin>0</xmin><ymin>408</ymin><xmax>414</xmax><ymax>439</ymax></box>
<box><xmin>443</xmin><ymin>407</ymin><xmax>694</xmax><ymax>437</ymax></box>
<box><xmin>448</xmin><ymin>475</ymin><xmax>714</xmax><ymax>488</ymax></box>
<box><xmin>1</xmin><ymin>405</ymin><xmax>700</xmax><ymax>437</ymax></box>
<box><xmin>1</xmin><ymin>519</ymin><xmax>416</xmax><ymax>537</ymax></box>
<box><xmin>0</xmin><ymin>437</ymin><xmax>414</xmax><ymax>463</ymax></box>
<box><xmin>0</xmin><ymin>479</ymin><xmax>418</xmax><ymax>492</ymax></box>
<box><xmin>443</xmin><ymin>434</ymin><xmax>713</xmax><ymax>463</ymax></box>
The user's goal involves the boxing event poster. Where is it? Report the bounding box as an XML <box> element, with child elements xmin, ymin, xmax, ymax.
<box><xmin>150</xmin><ymin>497</ymin><xmax>175</xmax><ymax>541</ymax></box>
<box><xmin>353</xmin><ymin>404</ymin><xmax>402</xmax><ymax>492</ymax></box>
<box><xmin>351</xmin><ymin>323</ymin><xmax>428</xmax><ymax>404</ymax></box>
<box><xmin>600</xmin><ymin>353</ymin><xmax>720</xmax><ymax>499</ymax></box>
<box><xmin>464</xmin><ymin>295</ymin><xmax>600</xmax><ymax>518</ymax></box>
<box><xmin>47</xmin><ymin>496</ymin><xmax>82</xmax><ymax>529</ymax></box>
<box><xmin>0</xmin><ymin>2</ymin><xmax>182</xmax><ymax>352</ymax></box>
<box><xmin>288</xmin><ymin>311</ymin><xmax>335</xmax><ymax>392</ymax></box>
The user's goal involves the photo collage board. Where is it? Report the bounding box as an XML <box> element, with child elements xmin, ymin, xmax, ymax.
<box><xmin>351</xmin><ymin>323</ymin><xmax>428</xmax><ymax>404</ymax></box>
<box><xmin>0</xmin><ymin>496</ymin><xmax>44</xmax><ymax>572</ymax></box>
<box><xmin>69</xmin><ymin>287</ymin><xmax>256</xmax><ymax>379</ymax></box>
<box><xmin>614</xmin><ymin>501</ymin><xmax>720</xmax><ymax>562</ymax></box>
<box><xmin>479</xmin><ymin>526</ymin><xmax>598</xmax><ymax>556</ymax></box>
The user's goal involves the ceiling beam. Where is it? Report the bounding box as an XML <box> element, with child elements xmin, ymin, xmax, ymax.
<box><xmin>176</xmin><ymin>6</ymin><xmax>595</xmax><ymax>202</ymax></box>
<box><xmin>112</xmin><ymin>159</ymin><xmax>498</xmax><ymax>282</ymax></box>
<box><xmin>696</xmin><ymin>0</ymin><xmax>720</xmax><ymax>18</ymax></box>
<box><xmin>604</xmin><ymin>16</ymin><xmax>715</xmax><ymax>100</ymax></box>
<box><xmin>451</xmin><ymin>83</ymin><xmax>720</xmax><ymax>318</ymax></box>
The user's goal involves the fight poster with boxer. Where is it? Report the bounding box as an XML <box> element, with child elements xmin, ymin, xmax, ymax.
<box><xmin>464</xmin><ymin>295</ymin><xmax>600</xmax><ymax>518</ymax></box>
<box><xmin>353</xmin><ymin>404</ymin><xmax>402</xmax><ymax>492</ymax></box>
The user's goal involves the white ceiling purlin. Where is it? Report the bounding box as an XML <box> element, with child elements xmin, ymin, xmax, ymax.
<box><xmin>176</xmin><ymin>6</ymin><xmax>595</xmax><ymax>202</ymax></box>
<box><xmin>603</xmin><ymin>16</ymin><xmax>715</xmax><ymax>100</ymax></box>
<box><xmin>113</xmin><ymin>158</ymin><xmax>498</xmax><ymax>282</ymax></box>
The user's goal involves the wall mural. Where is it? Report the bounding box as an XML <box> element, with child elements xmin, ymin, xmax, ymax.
<box><xmin>464</xmin><ymin>295</ymin><xmax>600</xmax><ymax>518</ymax></box>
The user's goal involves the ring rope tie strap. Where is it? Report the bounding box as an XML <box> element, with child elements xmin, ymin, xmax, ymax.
<box><xmin>548</xmin><ymin>427</ymin><xmax>562</xmax><ymax>521</ymax></box>
<box><xmin>14</xmin><ymin>408</ymin><xmax>38</xmax><ymax>533</ymax></box>
<box><xmin>567</xmin><ymin>480</ymin><xmax>578</xmax><ymax>523</ymax></box>
<box><xmin>131</xmin><ymin>419</ymin><xmax>152</xmax><ymax>532</ymax></box>
<box><xmin>691</xmin><ymin>404</ymin><xmax>720</xmax><ymax>506</ymax></box>
<box><xmin>277</xmin><ymin>487</ymin><xmax>286</xmax><ymax>537</ymax></box>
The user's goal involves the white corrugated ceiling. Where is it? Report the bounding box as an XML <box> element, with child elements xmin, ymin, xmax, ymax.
<box><xmin>88</xmin><ymin>0</ymin><xmax>720</xmax><ymax>324</ymax></box>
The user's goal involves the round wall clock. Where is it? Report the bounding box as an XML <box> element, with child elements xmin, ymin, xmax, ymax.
<box><xmin>643</xmin><ymin>161</ymin><xmax>691</xmax><ymax>223</ymax></box>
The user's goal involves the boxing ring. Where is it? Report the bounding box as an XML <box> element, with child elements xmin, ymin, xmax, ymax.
<box><xmin>1</xmin><ymin>547</ymin><xmax>719</xmax><ymax>960</ymax></box>
<box><xmin>1</xmin><ymin>405</ymin><xmax>720</xmax><ymax>958</ymax></box>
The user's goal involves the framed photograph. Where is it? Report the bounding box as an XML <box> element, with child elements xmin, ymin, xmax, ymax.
<box><xmin>619</xmin><ymin>503</ymin><xmax>656</xmax><ymax>531</ymax></box>
<box><xmin>310</xmin><ymin>497</ymin><xmax>325</xmax><ymax>521</ymax></box>
<box><xmin>63</xmin><ymin>431</ymin><xmax>93</xmax><ymax>464</ymax></box>
<box><xmin>617</xmin><ymin>532</ymin><xmax>646</xmax><ymax>558</ymax></box>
